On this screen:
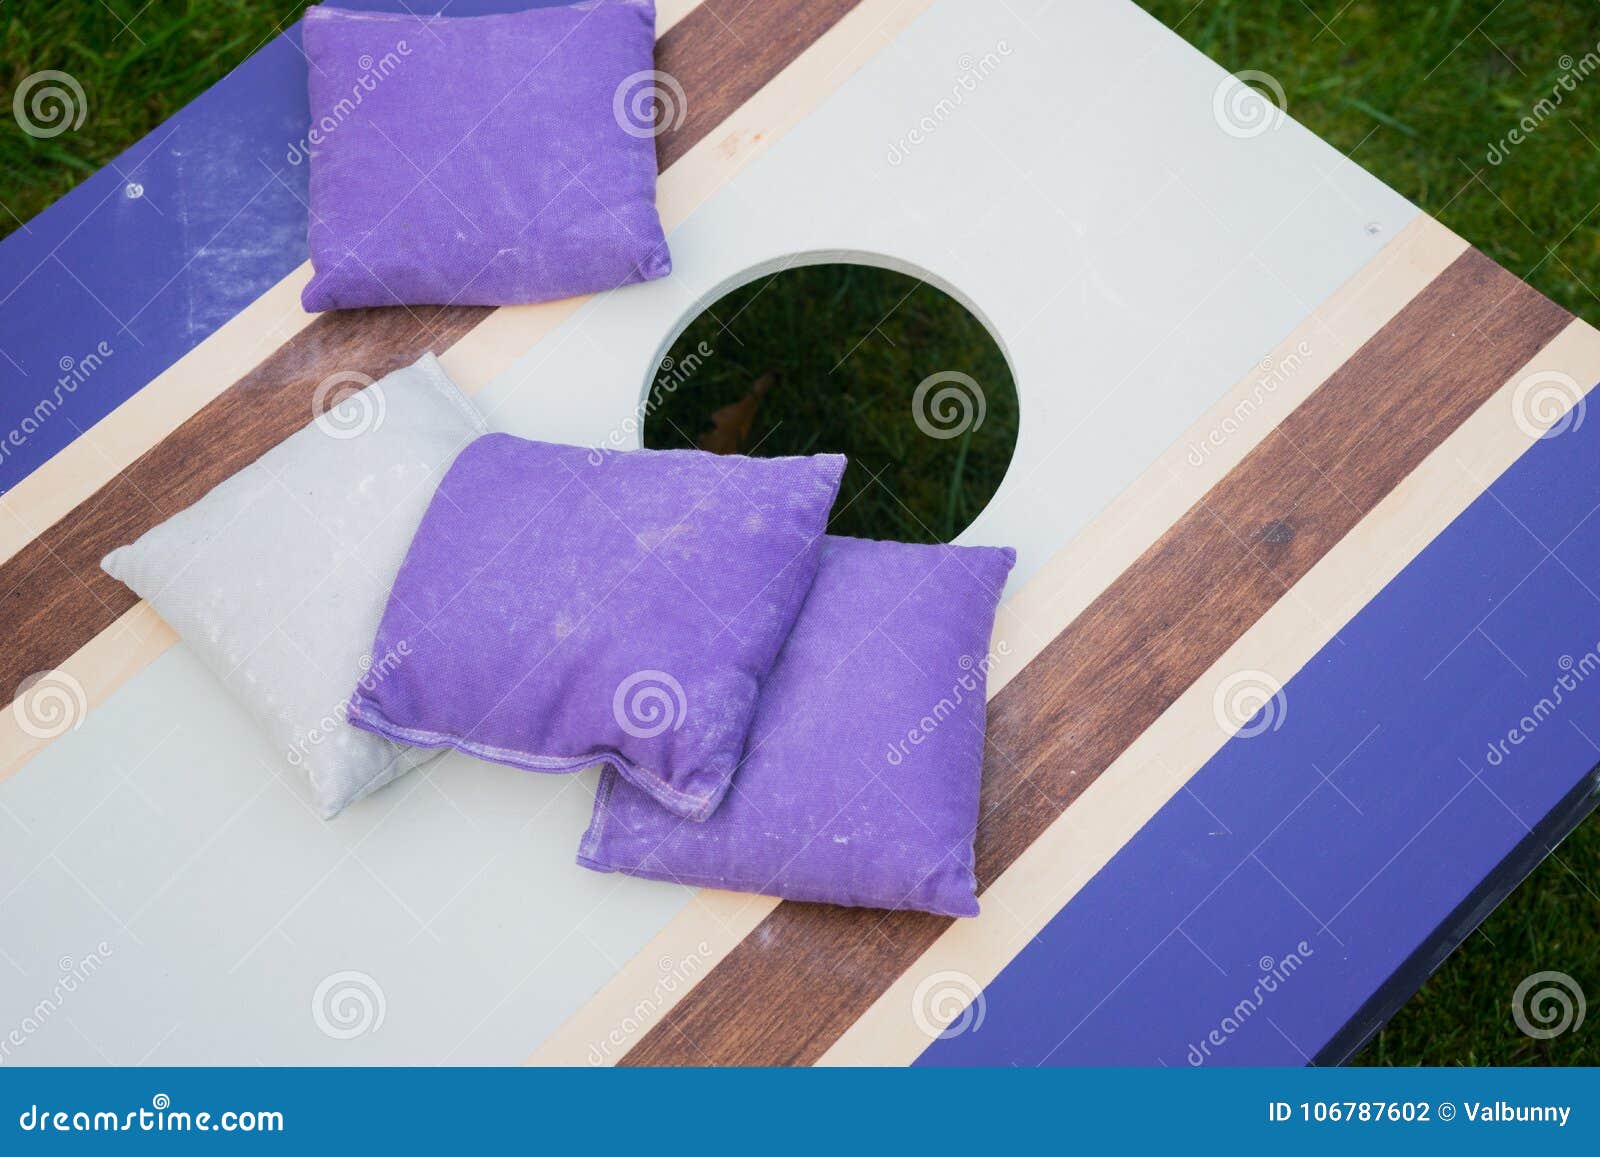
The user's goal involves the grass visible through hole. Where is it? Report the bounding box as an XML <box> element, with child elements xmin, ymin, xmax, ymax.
<box><xmin>645</xmin><ymin>264</ymin><xmax>1018</xmax><ymax>545</ymax></box>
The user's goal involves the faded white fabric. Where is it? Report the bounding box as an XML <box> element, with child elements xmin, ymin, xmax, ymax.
<box><xmin>101</xmin><ymin>353</ymin><xmax>486</xmax><ymax>817</ymax></box>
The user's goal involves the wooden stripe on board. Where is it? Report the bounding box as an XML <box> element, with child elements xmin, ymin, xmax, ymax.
<box><xmin>0</xmin><ymin>0</ymin><xmax>876</xmax><ymax>710</ymax></box>
<box><xmin>614</xmin><ymin>247</ymin><xmax>1573</xmax><ymax>1067</ymax></box>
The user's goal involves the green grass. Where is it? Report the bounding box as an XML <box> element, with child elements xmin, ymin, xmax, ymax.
<box><xmin>4</xmin><ymin>0</ymin><xmax>1597</xmax><ymax>1064</ymax></box>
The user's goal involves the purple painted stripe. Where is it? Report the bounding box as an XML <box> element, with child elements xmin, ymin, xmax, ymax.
<box><xmin>920</xmin><ymin>398</ymin><xmax>1600</xmax><ymax>1066</ymax></box>
<box><xmin>0</xmin><ymin>1</ymin><xmax>564</xmax><ymax>499</ymax></box>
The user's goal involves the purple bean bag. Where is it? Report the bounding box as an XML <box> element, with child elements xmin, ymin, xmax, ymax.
<box><xmin>299</xmin><ymin>1</ymin><xmax>670</xmax><ymax>311</ymax></box>
<box><xmin>578</xmin><ymin>535</ymin><xmax>1016</xmax><ymax>917</ymax></box>
<box><xmin>347</xmin><ymin>434</ymin><xmax>845</xmax><ymax>820</ymax></box>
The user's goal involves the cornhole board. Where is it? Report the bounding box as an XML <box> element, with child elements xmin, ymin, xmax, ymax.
<box><xmin>2</xmin><ymin>0</ymin><xmax>1597</xmax><ymax>1066</ymax></box>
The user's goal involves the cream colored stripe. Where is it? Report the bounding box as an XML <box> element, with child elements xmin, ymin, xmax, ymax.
<box><xmin>820</xmin><ymin>313</ymin><xmax>1600</xmax><ymax>1065</ymax></box>
<box><xmin>526</xmin><ymin>213</ymin><xmax>1468</xmax><ymax>1065</ymax></box>
<box><xmin>657</xmin><ymin>0</ymin><xmax>698</xmax><ymax>34</ymax></box>
<box><xmin>0</xmin><ymin>0</ymin><xmax>929</xmax><ymax>786</ymax></box>
<box><xmin>0</xmin><ymin>0</ymin><xmax>710</xmax><ymax>567</ymax></box>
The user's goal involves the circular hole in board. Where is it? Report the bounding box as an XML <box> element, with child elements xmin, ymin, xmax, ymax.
<box><xmin>643</xmin><ymin>262</ymin><xmax>1018</xmax><ymax>544</ymax></box>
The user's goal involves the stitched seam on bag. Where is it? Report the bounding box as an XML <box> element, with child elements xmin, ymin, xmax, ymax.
<box><xmin>577</xmin><ymin>767</ymin><xmax>618</xmax><ymax>865</ymax></box>
<box><xmin>347</xmin><ymin>698</ymin><xmax>718</xmax><ymax>814</ymax></box>
<box><xmin>610</xmin><ymin>759</ymin><xmax>718</xmax><ymax>818</ymax></box>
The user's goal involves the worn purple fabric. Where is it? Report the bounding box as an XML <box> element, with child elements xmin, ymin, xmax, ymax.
<box><xmin>299</xmin><ymin>1</ymin><xmax>670</xmax><ymax>311</ymax></box>
<box><xmin>346</xmin><ymin>434</ymin><xmax>845</xmax><ymax>819</ymax></box>
<box><xmin>578</xmin><ymin>535</ymin><xmax>1016</xmax><ymax>917</ymax></box>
